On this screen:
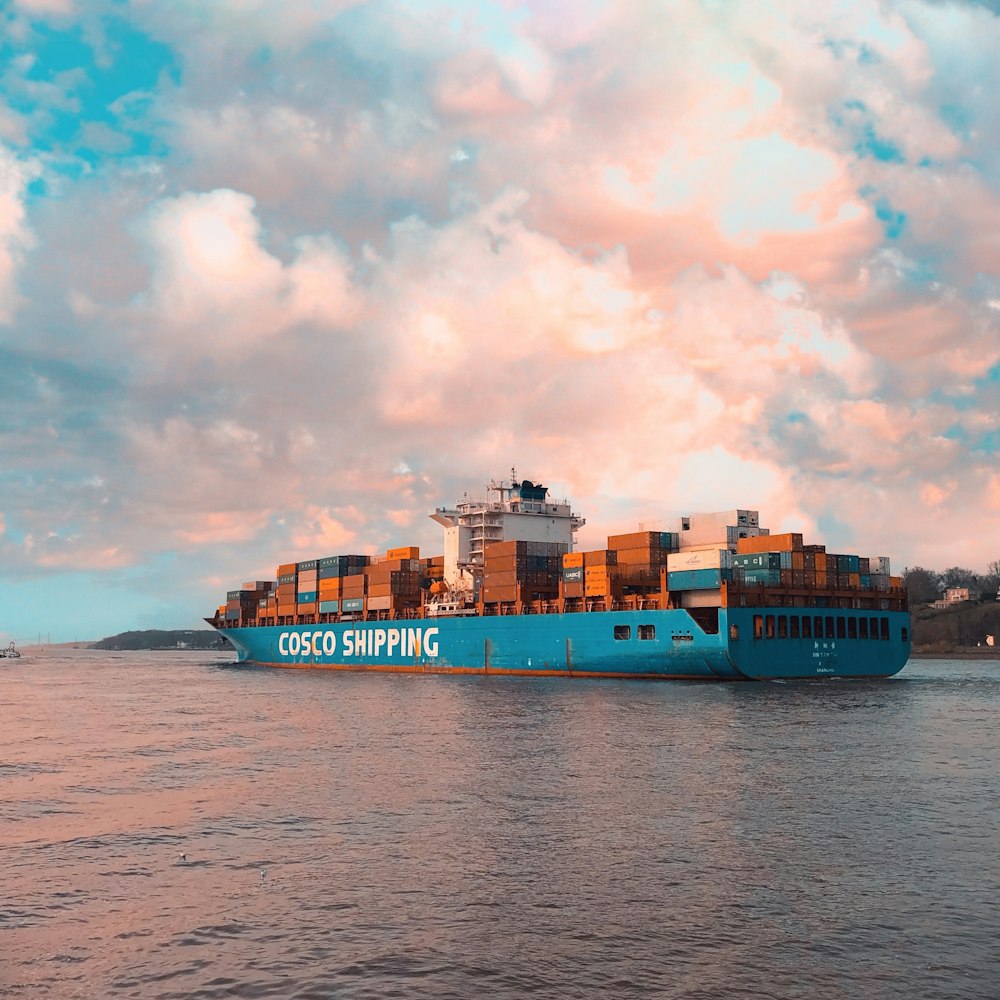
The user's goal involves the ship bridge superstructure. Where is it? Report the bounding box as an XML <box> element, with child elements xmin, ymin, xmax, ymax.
<box><xmin>431</xmin><ymin>473</ymin><xmax>584</xmax><ymax>592</ymax></box>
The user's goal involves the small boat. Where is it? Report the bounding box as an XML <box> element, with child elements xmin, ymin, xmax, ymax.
<box><xmin>0</xmin><ymin>641</ymin><xmax>21</xmax><ymax>658</ymax></box>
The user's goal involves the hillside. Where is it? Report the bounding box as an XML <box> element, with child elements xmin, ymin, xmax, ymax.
<box><xmin>89</xmin><ymin>629</ymin><xmax>229</xmax><ymax>651</ymax></box>
<box><xmin>910</xmin><ymin>601</ymin><xmax>1000</xmax><ymax>655</ymax></box>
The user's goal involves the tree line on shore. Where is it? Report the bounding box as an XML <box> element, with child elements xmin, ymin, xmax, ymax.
<box><xmin>902</xmin><ymin>562</ymin><xmax>1000</xmax><ymax>605</ymax></box>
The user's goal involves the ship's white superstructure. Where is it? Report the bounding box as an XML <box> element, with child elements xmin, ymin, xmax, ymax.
<box><xmin>430</xmin><ymin>472</ymin><xmax>584</xmax><ymax>593</ymax></box>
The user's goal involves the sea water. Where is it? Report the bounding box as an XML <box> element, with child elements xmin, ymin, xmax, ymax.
<box><xmin>2</xmin><ymin>650</ymin><xmax>998</xmax><ymax>999</ymax></box>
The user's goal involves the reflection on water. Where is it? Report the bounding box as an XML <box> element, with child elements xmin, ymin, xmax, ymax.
<box><xmin>2</xmin><ymin>652</ymin><xmax>999</xmax><ymax>999</ymax></box>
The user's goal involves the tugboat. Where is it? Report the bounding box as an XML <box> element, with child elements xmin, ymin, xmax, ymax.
<box><xmin>0</xmin><ymin>641</ymin><xmax>21</xmax><ymax>659</ymax></box>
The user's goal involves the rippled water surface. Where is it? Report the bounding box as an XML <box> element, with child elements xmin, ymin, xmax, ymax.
<box><xmin>3</xmin><ymin>650</ymin><xmax>999</xmax><ymax>999</ymax></box>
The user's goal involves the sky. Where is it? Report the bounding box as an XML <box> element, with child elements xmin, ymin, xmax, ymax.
<box><xmin>1</xmin><ymin>0</ymin><xmax>999</xmax><ymax>643</ymax></box>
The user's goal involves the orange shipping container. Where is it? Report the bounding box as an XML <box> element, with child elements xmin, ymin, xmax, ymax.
<box><xmin>608</xmin><ymin>531</ymin><xmax>664</xmax><ymax>550</ymax></box>
<box><xmin>584</xmin><ymin>549</ymin><xmax>618</xmax><ymax>567</ymax></box>
<box><xmin>387</xmin><ymin>546</ymin><xmax>420</xmax><ymax>560</ymax></box>
<box><xmin>563</xmin><ymin>552</ymin><xmax>584</xmax><ymax>568</ymax></box>
<box><xmin>277</xmin><ymin>563</ymin><xmax>296</xmax><ymax>576</ymax></box>
<box><xmin>736</xmin><ymin>532</ymin><xmax>803</xmax><ymax>554</ymax></box>
<box><xmin>616</xmin><ymin>548</ymin><xmax>664</xmax><ymax>566</ymax></box>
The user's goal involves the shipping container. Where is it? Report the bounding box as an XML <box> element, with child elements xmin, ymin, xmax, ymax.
<box><xmin>386</xmin><ymin>546</ymin><xmax>420</xmax><ymax>560</ymax></box>
<box><xmin>740</xmin><ymin>568</ymin><xmax>782</xmax><ymax>587</ymax></box>
<box><xmin>563</xmin><ymin>552</ymin><xmax>584</xmax><ymax>569</ymax></box>
<box><xmin>679</xmin><ymin>589</ymin><xmax>724</xmax><ymax>609</ymax></box>
<box><xmin>319</xmin><ymin>600</ymin><xmax>339</xmax><ymax>614</ymax></box>
<box><xmin>297</xmin><ymin>560</ymin><xmax>318</xmax><ymax>572</ymax></box>
<box><xmin>485</xmin><ymin>539</ymin><xmax>568</xmax><ymax>559</ymax></box>
<box><xmin>732</xmin><ymin>552</ymin><xmax>782</xmax><ymax>570</ymax></box>
<box><xmin>341</xmin><ymin>597</ymin><xmax>364</xmax><ymax>612</ymax></box>
<box><xmin>297</xmin><ymin>590</ymin><xmax>318</xmax><ymax>603</ymax></box>
<box><xmin>616</xmin><ymin>547</ymin><xmax>667</xmax><ymax>566</ymax></box>
<box><xmin>736</xmin><ymin>532</ymin><xmax>803</xmax><ymax>554</ymax></box>
<box><xmin>668</xmin><ymin>568</ymin><xmax>728</xmax><ymax>591</ymax></box>
<box><xmin>608</xmin><ymin>530</ymin><xmax>665</xmax><ymax>550</ymax></box>
<box><xmin>666</xmin><ymin>549</ymin><xmax>733</xmax><ymax>571</ymax></box>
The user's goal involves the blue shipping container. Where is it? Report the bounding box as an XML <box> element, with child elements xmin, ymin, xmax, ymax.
<box><xmin>342</xmin><ymin>598</ymin><xmax>364</xmax><ymax>612</ymax></box>
<box><xmin>319</xmin><ymin>600</ymin><xmax>339</xmax><ymax>613</ymax></box>
<box><xmin>733</xmin><ymin>553</ymin><xmax>781</xmax><ymax>569</ymax></box>
<box><xmin>297</xmin><ymin>590</ymin><xmax>318</xmax><ymax>603</ymax></box>
<box><xmin>668</xmin><ymin>568</ymin><xmax>729</xmax><ymax>591</ymax></box>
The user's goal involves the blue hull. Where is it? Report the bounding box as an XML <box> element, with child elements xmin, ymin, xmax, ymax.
<box><xmin>217</xmin><ymin>607</ymin><xmax>910</xmax><ymax>681</ymax></box>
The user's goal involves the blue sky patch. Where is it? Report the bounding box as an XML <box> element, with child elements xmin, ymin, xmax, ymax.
<box><xmin>874</xmin><ymin>198</ymin><xmax>906</xmax><ymax>239</ymax></box>
<box><xmin>8</xmin><ymin>16</ymin><xmax>178</xmax><ymax>160</ymax></box>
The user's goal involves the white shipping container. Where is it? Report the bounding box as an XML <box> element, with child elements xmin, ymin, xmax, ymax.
<box><xmin>667</xmin><ymin>549</ymin><xmax>733</xmax><ymax>571</ymax></box>
<box><xmin>727</xmin><ymin>524</ymin><xmax>766</xmax><ymax>544</ymax></box>
<box><xmin>680</xmin><ymin>589</ymin><xmax>724</xmax><ymax>608</ymax></box>
<box><xmin>367</xmin><ymin>596</ymin><xmax>391</xmax><ymax>610</ymax></box>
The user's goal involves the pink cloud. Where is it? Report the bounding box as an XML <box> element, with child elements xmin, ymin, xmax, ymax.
<box><xmin>0</xmin><ymin>146</ymin><xmax>35</xmax><ymax>324</ymax></box>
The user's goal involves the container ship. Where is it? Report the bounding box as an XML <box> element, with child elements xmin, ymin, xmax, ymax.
<box><xmin>207</xmin><ymin>475</ymin><xmax>910</xmax><ymax>681</ymax></box>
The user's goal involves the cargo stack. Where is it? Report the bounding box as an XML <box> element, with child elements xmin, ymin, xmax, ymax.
<box><xmin>582</xmin><ymin>549</ymin><xmax>622</xmax><ymax>600</ymax></box>
<box><xmin>275</xmin><ymin>563</ymin><xmax>296</xmax><ymax>618</ymax></box>
<box><xmin>367</xmin><ymin>551</ymin><xmax>422</xmax><ymax>613</ymax></box>
<box><xmin>678</xmin><ymin>510</ymin><xmax>763</xmax><ymax>549</ymax></box>
<box><xmin>733</xmin><ymin>532</ymin><xmax>804</xmax><ymax>586</ymax></box>
<box><xmin>225</xmin><ymin>582</ymin><xmax>274</xmax><ymax>624</ymax></box>
<box><xmin>317</xmin><ymin>554</ymin><xmax>370</xmax><ymax>615</ymax></box>
<box><xmin>295</xmin><ymin>560</ymin><xmax>318</xmax><ymax>617</ymax></box>
<box><xmin>869</xmin><ymin>555</ymin><xmax>892</xmax><ymax>592</ymax></box>
<box><xmin>340</xmin><ymin>570</ymin><xmax>367</xmax><ymax>614</ymax></box>
<box><xmin>729</xmin><ymin>534</ymin><xmax>895</xmax><ymax>595</ymax></box>
<box><xmin>666</xmin><ymin>549</ymin><xmax>733</xmax><ymax>607</ymax></box>
<box><xmin>421</xmin><ymin>554</ymin><xmax>445</xmax><ymax>587</ymax></box>
<box><xmin>561</xmin><ymin>552</ymin><xmax>584</xmax><ymax>598</ymax></box>
<box><xmin>250</xmin><ymin>578</ymin><xmax>278</xmax><ymax>620</ymax></box>
<box><xmin>607</xmin><ymin>531</ymin><xmax>677</xmax><ymax>598</ymax></box>
<box><xmin>482</xmin><ymin>540</ymin><xmax>566</xmax><ymax>605</ymax></box>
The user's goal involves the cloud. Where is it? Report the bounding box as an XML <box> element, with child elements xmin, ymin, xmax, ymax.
<box><xmin>0</xmin><ymin>145</ymin><xmax>36</xmax><ymax>324</ymax></box>
<box><xmin>132</xmin><ymin>188</ymin><xmax>360</xmax><ymax>354</ymax></box>
<box><xmin>3</xmin><ymin>0</ymin><xmax>1000</xmax><ymax>640</ymax></box>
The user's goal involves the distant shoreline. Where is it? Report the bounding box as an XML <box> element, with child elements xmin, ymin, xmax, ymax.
<box><xmin>909</xmin><ymin>649</ymin><xmax>999</xmax><ymax>660</ymax></box>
